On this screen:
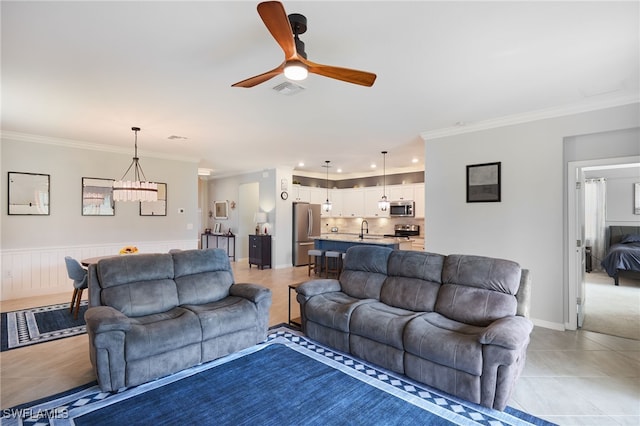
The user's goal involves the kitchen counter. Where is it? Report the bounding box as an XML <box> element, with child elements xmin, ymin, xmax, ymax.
<box><xmin>315</xmin><ymin>234</ymin><xmax>414</xmax><ymax>251</ymax></box>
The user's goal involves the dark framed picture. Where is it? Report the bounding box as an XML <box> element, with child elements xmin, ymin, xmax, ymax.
<box><xmin>82</xmin><ymin>177</ymin><xmax>115</xmax><ymax>216</ymax></box>
<box><xmin>466</xmin><ymin>162</ymin><xmax>501</xmax><ymax>203</ymax></box>
<box><xmin>140</xmin><ymin>183</ymin><xmax>167</xmax><ymax>216</ymax></box>
<box><xmin>8</xmin><ymin>172</ymin><xmax>50</xmax><ymax>215</ymax></box>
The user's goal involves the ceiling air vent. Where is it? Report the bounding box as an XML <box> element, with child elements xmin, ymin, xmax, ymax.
<box><xmin>272</xmin><ymin>81</ymin><xmax>305</xmax><ymax>96</ymax></box>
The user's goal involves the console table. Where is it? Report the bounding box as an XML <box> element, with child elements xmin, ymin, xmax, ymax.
<box><xmin>201</xmin><ymin>233</ymin><xmax>236</xmax><ymax>262</ymax></box>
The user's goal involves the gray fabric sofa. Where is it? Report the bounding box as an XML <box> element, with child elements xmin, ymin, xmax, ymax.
<box><xmin>296</xmin><ymin>245</ymin><xmax>532</xmax><ymax>411</ymax></box>
<box><xmin>85</xmin><ymin>248</ymin><xmax>272</xmax><ymax>392</ymax></box>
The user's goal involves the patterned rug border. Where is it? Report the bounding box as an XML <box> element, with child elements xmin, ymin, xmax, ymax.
<box><xmin>2</xmin><ymin>326</ymin><xmax>554</xmax><ymax>426</ymax></box>
<box><xmin>1</xmin><ymin>301</ymin><xmax>88</xmax><ymax>352</ymax></box>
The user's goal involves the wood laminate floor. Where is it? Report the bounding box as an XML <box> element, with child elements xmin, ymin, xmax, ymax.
<box><xmin>1</xmin><ymin>261</ymin><xmax>639</xmax><ymax>425</ymax></box>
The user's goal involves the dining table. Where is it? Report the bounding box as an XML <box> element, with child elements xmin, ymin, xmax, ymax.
<box><xmin>80</xmin><ymin>255</ymin><xmax>119</xmax><ymax>267</ymax></box>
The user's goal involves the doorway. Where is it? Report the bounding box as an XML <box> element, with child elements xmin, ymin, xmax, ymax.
<box><xmin>567</xmin><ymin>155</ymin><xmax>640</xmax><ymax>335</ymax></box>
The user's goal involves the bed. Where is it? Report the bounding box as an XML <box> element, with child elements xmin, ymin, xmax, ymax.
<box><xmin>600</xmin><ymin>225</ymin><xmax>640</xmax><ymax>285</ymax></box>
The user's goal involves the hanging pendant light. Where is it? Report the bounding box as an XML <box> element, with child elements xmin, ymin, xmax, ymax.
<box><xmin>113</xmin><ymin>127</ymin><xmax>158</xmax><ymax>202</ymax></box>
<box><xmin>322</xmin><ymin>160</ymin><xmax>332</xmax><ymax>213</ymax></box>
<box><xmin>378</xmin><ymin>151</ymin><xmax>389</xmax><ymax>211</ymax></box>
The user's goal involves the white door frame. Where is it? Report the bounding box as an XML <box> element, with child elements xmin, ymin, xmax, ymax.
<box><xmin>566</xmin><ymin>155</ymin><xmax>640</xmax><ymax>330</ymax></box>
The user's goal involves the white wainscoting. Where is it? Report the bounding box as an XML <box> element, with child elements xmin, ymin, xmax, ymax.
<box><xmin>1</xmin><ymin>240</ymin><xmax>198</xmax><ymax>301</ymax></box>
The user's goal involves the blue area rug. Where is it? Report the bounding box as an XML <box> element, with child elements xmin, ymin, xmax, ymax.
<box><xmin>2</xmin><ymin>327</ymin><xmax>555</xmax><ymax>425</ymax></box>
<box><xmin>1</xmin><ymin>301</ymin><xmax>87</xmax><ymax>352</ymax></box>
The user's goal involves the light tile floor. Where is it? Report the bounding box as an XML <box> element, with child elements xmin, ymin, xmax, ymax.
<box><xmin>1</xmin><ymin>262</ymin><xmax>639</xmax><ymax>425</ymax></box>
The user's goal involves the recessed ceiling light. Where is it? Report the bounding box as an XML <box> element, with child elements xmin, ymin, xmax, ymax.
<box><xmin>412</xmin><ymin>158</ymin><xmax>419</xmax><ymax>164</ymax></box>
<box><xmin>198</xmin><ymin>168</ymin><xmax>212</xmax><ymax>176</ymax></box>
<box><xmin>337</xmin><ymin>168</ymin><xmax>342</xmax><ymax>173</ymax></box>
<box><xmin>371</xmin><ymin>163</ymin><xmax>376</xmax><ymax>169</ymax></box>
<box><xmin>298</xmin><ymin>162</ymin><xmax>305</xmax><ymax>167</ymax></box>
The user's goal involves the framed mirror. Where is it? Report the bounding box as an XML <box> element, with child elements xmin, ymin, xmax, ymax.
<box><xmin>82</xmin><ymin>177</ymin><xmax>115</xmax><ymax>216</ymax></box>
<box><xmin>140</xmin><ymin>183</ymin><xmax>167</xmax><ymax>216</ymax></box>
<box><xmin>214</xmin><ymin>200</ymin><xmax>228</xmax><ymax>219</ymax></box>
<box><xmin>8</xmin><ymin>172</ymin><xmax>50</xmax><ymax>215</ymax></box>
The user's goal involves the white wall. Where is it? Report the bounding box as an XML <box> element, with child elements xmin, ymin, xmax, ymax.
<box><xmin>208</xmin><ymin>167</ymin><xmax>295</xmax><ymax>269</ymax></box>
<box><xmin>423</xmin><ymin>103</ymin><xmax>640</xmax><ymax>329</ymax></box>
<box><xmin>585</xmin><ymin>166</ymin><xmax>640</xmax><ymax>225</ymax></box>
<box><xmin>1</xmin><ymin>134</ymin><xmax>199</xmax><ymax>299</ymax></box>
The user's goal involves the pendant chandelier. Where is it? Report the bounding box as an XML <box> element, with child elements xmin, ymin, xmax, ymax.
<box><xmin>322</xmin><ymin>160</ymin><xmax>332</xmax><ymax>213</ymax></box>
<box><xmin>378</xmin><ymin>151</ymin><xmax>389</xmax><ymax>211</ymax></box>
<box><xmin>113</xmin><ymin>127</ymin><xmax>158</xmax><ymax>202</ymax></box>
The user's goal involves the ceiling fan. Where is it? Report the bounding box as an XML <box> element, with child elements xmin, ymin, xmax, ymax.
<box><xmin>232</xmin><ymin>1</ymin><xmax>376</xmax><ymax>88</ymax></box>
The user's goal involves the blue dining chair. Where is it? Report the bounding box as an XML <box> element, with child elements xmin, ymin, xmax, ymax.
<box><xmin>65</xmin><ymin>256</ymin><xmax>88</xmax><ymax>319</ymax></box>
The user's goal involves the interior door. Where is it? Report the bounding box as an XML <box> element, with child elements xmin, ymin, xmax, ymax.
<box><xmin>575</xmin><ymin>168</ymin><xmax>587</xmax><ymax>327</ymax></box>
<box><xmin>567</xmin><ymin>161</ymin><xmax>587</xmax><ymax>329</ymax></box>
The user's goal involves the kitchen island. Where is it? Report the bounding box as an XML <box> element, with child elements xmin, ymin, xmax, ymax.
<box><xmin>314</xmin><ymin>234</ymin><xmax>413</xmax><ymax>252</ymax></box>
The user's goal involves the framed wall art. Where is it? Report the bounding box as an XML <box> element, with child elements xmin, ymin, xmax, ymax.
<box><xmin>466</xmin><ymin>162</ymin><xmax>501</xmax><ymax>203</ymax></box>
<box><xmin>8</xmin><ymin>172</ymin><xmax>50</xmax><ymax>215</ymax></box>
<box><xmin>82</xmin><ymin>177</ymin><xmax>115</xmax><ymax>216</ymax></box>
<box><xmin>140</xmin><ymin>182</ymin><xmax>167</xmax><ymax>216</ymax></box>
<box><xmin>214</xmin><ymin>200</ymin><xmax>228</xmax><ymax>219</ymax></box>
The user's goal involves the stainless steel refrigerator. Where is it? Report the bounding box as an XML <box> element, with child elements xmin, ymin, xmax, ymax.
<box><xmin>292</xmin><ymin>202</ymin><xmax>321</xmax><ymax>266</ymax></box>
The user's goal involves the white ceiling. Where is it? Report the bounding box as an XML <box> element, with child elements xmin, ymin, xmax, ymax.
<box><xmin>2</xmin><ymin>1</ymin><xmax>638</xmax><ymax>179</ymax></box>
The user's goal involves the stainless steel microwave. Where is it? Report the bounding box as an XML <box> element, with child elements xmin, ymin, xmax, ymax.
<box><xmin>389</xmin><ymin>200</ymin><xmax>415</xmax><ymax>217</ymax></box>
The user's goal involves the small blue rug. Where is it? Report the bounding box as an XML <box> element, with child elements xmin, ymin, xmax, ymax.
<box><xmin>1</xmin><ymin>301</ymin><xmax>88</xmax><ymax>352</ymax></box>
<box><xmin>1</xmin><ymin>327</ymin><xmax>556</xmax><ymax>426</ymax></box>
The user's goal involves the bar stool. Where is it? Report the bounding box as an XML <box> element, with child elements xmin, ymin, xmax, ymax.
<box><xmin>308</xmin><ymin>249</ymin><xmax>325</xmax><ymax>277</ymax></box>
<box><xmin>324</xmin><ymin>251</ymin><xmax>343</xmax><ymax>278</ymax></box>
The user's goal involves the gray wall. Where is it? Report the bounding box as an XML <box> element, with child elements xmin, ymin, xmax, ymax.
<box><xmin>1</xmin><ymin>136</ymin><xmax>199</xmax><ymax>249</ymax></box>
<box><xmin>424</xmin><ymin>103</ymin><xmax>640</xmax><ymax>329</ymax></box>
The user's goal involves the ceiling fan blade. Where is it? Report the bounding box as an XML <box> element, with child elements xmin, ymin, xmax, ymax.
<box><xmin>304</xmin><ymin>58</ymin><xmax>377</xmax><ymax>87</ymax></box>
<box><xmin>257</xmin><ymin>1</ymin><xmax>296</xmax><ymax>59</ymax></box>
<box><xmin>231</xmin><ymin>63</ymin><xmax>285</xmax><ymax>88</ymax></box>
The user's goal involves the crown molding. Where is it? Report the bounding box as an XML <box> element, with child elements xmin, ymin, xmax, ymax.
<box><xmin>420</xmin><ymin>94</ymin><xmax>640</xmax><ymax>141</ymax></box>
<box><xmin>1</xmin><ymin>130</ymin><xmax>200</xmax><ymax>163</ymax></box>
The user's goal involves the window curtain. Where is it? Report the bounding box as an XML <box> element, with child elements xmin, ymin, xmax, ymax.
<box><xmin>584</xmin><ymin>178</ymin><xmax>606</xmax><ymax>271</ymax></box>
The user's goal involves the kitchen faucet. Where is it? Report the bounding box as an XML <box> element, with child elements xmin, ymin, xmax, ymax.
<box><xmin>359</xmin><ymin>219</ymin><xmax>369</xmax><ymax>239</ymax></box>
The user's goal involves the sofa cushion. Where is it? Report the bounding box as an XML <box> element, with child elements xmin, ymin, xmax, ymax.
<box><xmin>442</xmin><ymin>255</ymin><xmax>521</xmax><ymax>295</ymax></box>
<box><xmin>125</xmin><ymin>307</ymin><xmax>202</xmax><ymax>361</ymax></box>
<box><xmin>340</xmin><ymin>246</ymin><xmax>392</xmax><ymax>300</ymax></box>
<box><xmin>404</xmin><ymin>312</ymin><xmax>485</xmax><ymax>376</ymax></box>
<box><xmin>436</xmin><ymin>255</ymin><xmax>520</xmax><ymax>326</ymax></box>
<box><xmin>98</xmin><ymin>253</ymin><xmax>174</xmax><ymax>287</ymax></box>
<box><xmin>97</xmin><ymin>253</ymin><xmax>178</xmax><ymax>317</ymax></box>
<box><xmin>350</xmin><ymin>302</ymin><xmax>421</xmax><ymax>350</ymax></box>
<box><xmin>381</xmin><ymin>251</ymin><xmax>444</xmax><ymax>311</ymax></box>
<box><xmin>173</xmin><ymin>249</ymin><xmax>234</xmax><ymax>305</ymax></box>
<box><xmin>183</xmin><ymin>296</ymin><xmax>258</xmax><ymax>341</ymax></box>
<box><xmin>304</xmin><ymin>292</ymin><xmax>376</xmax><ymax>333</ymax></box>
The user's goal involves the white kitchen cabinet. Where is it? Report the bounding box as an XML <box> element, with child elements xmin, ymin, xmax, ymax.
<box><xmin>364</xmin><ymin>187</ymin><xmax>389</xmax><ymax>218</ymax></box>
<box><xmin>387</xmin><ymin>185</ymin><xmax>414</xmax><ymax>201</ymax></box>
<box><xmin>309</xmin><ymin>187</ymin><xmax>325</xmax><ymax>205</ymax></box>
<box><xmin>292</xmin><ymin>184</ymin><xmax>310</xmax><ymax>202</ymax></box>
<box><xmin>342</xmin><ymin>188</ymin><xmax>364</xmax><ymax>218</ymax></box>
<box><xmin>413</xmin><ymin>183</ymin><xmax>425</xmax><ymax>218</ymax></box>
<box><xmin>330</xmin><ymin>189</ymin><xmax>343</xmax><ymax>217</ymax></box>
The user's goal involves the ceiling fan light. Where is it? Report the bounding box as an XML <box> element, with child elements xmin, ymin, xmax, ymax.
<box><xmin>284</xmin><ymin>62</ymin><xmax>308</xmax><ymax>81</ymax></box>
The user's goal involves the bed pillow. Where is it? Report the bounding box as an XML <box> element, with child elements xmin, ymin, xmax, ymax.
<box><xmin>620</xmin><ymin>234</ymin><xmax>640</xmax><ymax>244</ymax></box>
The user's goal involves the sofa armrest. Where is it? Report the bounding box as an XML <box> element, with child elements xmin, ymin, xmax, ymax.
<box><xmin>296</xmin><ymin>279</ymin><xmax>342</xmax><ymax>299</ymax></box>
<box><xmin>479</xmin><ymin>316</ymin><xmax>533</xmax><ymax>350</ymax></box>
<box><xmin>230</xmin><ymin>283</ymin><xmax>272</xmax><ymax>304</ymax></box>
<box><xmin>85</xmin><ymin>306</ymin><xmax>132</xmax><ymax>334</ymax></box>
